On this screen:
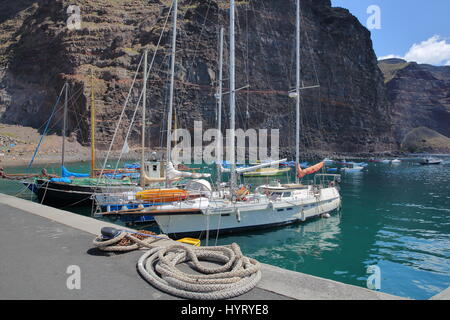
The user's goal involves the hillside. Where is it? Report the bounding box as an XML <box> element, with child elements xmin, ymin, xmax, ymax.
<box><xmin>379</xmin><ymin>58</ymin><xmax>450</xmax><ymax>149</ymax></box>
<box><xmin>401</xmin><ymin>126</ymin><xmax>450</xmax><ymax>154</ymax></box>
<box><xmin>0</xmin><ymin>0</ymin><xmax>396</xmax><ymax>158</ymax></box>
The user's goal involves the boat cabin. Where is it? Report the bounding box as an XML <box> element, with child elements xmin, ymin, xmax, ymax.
<box><xmin>144</xmin><ymin>161</ymin><xmax>166</xmax><ymax>179</ymax></box>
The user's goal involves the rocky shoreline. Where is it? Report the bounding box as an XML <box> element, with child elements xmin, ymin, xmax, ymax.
<box><xmin>0</xmin><ymin>124</ymin><xmax>444</xmax><ymax>169</ymax></box>
<box><xmin>0</xmin><ymin>146</ymin><xmax>429</xmax><ymax>169</ymax></box>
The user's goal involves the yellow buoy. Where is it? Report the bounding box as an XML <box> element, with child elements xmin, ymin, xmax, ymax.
<box><xmin>177</xmin><ymin>238</ymin><xmax>201</xmax><ymax>247</ymax></box>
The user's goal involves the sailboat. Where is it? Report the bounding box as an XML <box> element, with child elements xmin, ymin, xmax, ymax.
<box><xmin>93</xmin><ymin>4</ymin><xmax>211</xmax><ymax>219</ymax></box>
<box><xmin>145</xmin><ymin>0</ymin><xmax>342</xmax><ymax>238</ymax></box>
<box><xmin>30</xmin><ymin>73</ymin><xmax>143</xmax><ymax>207</ymax></box>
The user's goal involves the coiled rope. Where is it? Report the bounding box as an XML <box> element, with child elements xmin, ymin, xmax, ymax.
<box><xmin>92</xmin><ymin>229</ymin><xmax>170</xmax><ymax>252</ymax></box>
<box><xmin>92</xmin><ymin>229</ymin><xmax>261</xmax><ymax>299</ymax></box>
<box><xmin>137</xmin><ymin>243</ymin><xmax>261</xmax><ymax>300</ymax></box>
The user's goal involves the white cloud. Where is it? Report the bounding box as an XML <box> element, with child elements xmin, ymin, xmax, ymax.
<box><xmin>378</xmin><ymin>35</ymin><xmax>450</xmax><ymax>66</ymax></box>
<box><xmin>404</xmin><ymin>35</ymin><xmax>450</xmax><ymax>65</ymax></box>
<box><xmin>378</xmin><ymin>54</ymin><xmax>403</xmax><ymax>61</ymax></box>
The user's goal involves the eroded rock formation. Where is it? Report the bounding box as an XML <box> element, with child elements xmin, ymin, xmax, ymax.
<box><xmin>0</xmin><ymin>0</ymin><xmax>396</xmax><ymax>156</ymax></box>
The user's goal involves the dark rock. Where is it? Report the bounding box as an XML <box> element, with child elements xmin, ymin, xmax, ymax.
<box><xmin>0</xmin><ymin>0</ymin><xmax>396</xmax><ymax>154</ymax></box>
<box><xmin>379</xmin><ymin>59</ymin><xmax>450</xmax><ymax>147</ymax></box>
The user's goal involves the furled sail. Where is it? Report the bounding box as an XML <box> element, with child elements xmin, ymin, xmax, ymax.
<box><xmin>220</xmin><ymin>158</ymin><xmax>288</xmax><ymax>173</ymax></box>
<box><xmin>296</xmin><ymin>162</ymin><xmax>324</xmax><ymax>178</ymax></box>
<box><xmin>166</xmin><ymin>162</ymin><xmax>211</xmax><ymax>180</ymax></box>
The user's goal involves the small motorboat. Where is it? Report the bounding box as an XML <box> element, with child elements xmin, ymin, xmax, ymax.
<box><xmin>390</xmin><ymin>159</ymin><xmax>401</xmax><ymax>164</ymax></box>
<box><xmin>420</xmin><ymin>158</ymin><xmax>442</xmax><ymax>165</ymax></box>
<box><xmin>341</xmin><ymin>166</ymin><xmax>364</xmax><ymax>173</ymax></box>
<box><xmin>341</xmin><ymin>162</ymin><xmax>364</xmax><ymax>173</ymax></box>
<box><xmin>353</xmin><ymin>162</ymin><xmax>368</xmax><ymax>167</ymax></box>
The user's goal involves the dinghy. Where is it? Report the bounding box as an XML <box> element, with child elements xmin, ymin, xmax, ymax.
<box><xmin>420</xmin><ymin>158</ymin><xmax>442</xmax><ymax>165</ymax></box>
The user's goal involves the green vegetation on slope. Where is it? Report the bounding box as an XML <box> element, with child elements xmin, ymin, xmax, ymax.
<box><xmin>401</xmin><ymin>127</ymin><xmax>450</xmax><ymax>153</ymax></box>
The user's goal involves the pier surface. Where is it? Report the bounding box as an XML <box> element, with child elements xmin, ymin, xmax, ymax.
<box><xmin>0</xmin><ymin>193</ymin><xmax>412</xmax><ymax>300</ymax></box>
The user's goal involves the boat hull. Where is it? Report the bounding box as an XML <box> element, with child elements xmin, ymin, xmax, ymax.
<box><xmin>35</xmin><ymin>179</ymin><xmax>140</xmax><ymax>207</ymax></box>
<box><xmin>154</xmin><ymin>187</ymin><xmax>341</xmax><ymax>238</ymax></box>
<box><xmin>420</xmin><ymin>161</ymin><xmax>442</xmax><ymax>165</ymax></box>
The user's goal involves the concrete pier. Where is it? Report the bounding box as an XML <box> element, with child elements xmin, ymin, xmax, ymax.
<box><xmin>0</xmin><ymin>193</ymin><xmax>410</xmax><ymax>300</ymax></box>
<box><xmin>430</xmin><ymin>287</ymin><xmax>450</xmax><ymax>300</ymax></box>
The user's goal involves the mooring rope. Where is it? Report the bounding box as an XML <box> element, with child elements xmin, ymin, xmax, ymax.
<box><xmin>92</xmin><ymin>230</ymin><xmax>170</xmax><ymax>252</ymax></box>
<box><xmin>137</xmin><ymin>243</ymin><xmax>261</xmax><ymax>300</ymax></box>
<box><xmin>92</xmin><ymin>229</ymin><xmax>261</xmax><ymax>299</ymax></box>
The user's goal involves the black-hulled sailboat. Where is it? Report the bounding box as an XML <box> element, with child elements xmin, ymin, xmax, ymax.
<box><xmin>30</xmin><ymin>72</ymin><xmax>142</xmax><ymax>207</ymax></box>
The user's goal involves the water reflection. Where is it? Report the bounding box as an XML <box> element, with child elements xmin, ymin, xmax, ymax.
<box><xmin>215</xmin><ymin>214</ymin><xmax>342</xmax><ymax>271</ymax></box>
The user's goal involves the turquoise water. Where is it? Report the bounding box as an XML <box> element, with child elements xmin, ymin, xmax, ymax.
<box><xmin>1</xmin><ymin>157</ymin><xmax>449</xmax><ymax>299</ymax></box>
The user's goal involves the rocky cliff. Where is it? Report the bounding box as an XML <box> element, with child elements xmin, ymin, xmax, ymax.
<box><xmin>0</xmin><ymin>0</ymin><xmax>396</xmax><ymax>157</ymax></box>
<box><xmin>379</xmin><ymin>58</ymin><xmax>450</xmax><ymax>151</ymax></box>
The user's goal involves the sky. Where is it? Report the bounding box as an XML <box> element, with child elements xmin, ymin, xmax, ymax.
<box><xmin>330</xmin><ymin>0</ymin><xmax>450</xmax><ymax>66</ymax></box>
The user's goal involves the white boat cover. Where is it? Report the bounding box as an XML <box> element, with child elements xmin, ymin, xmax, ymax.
<box><xmin>220</xmin><ymin>158</ymin><xmax>287</xmax><ymax>173</ymax></box>
<box><xmin>166</xmin><ymin>162</ymin><xmax>212</xmax><ymax>180</ymax></box>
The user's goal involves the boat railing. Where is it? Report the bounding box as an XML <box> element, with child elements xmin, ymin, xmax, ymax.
<box><xmin>313</xmin><ymin>174</ymin><xmax>341</xmax><ymax>188</ymax></box>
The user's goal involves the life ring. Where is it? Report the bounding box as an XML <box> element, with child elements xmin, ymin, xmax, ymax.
<box><xmin>236</xmin><ymin>186</ymin><xmax>250</xmax><ymax>201</ymax></box>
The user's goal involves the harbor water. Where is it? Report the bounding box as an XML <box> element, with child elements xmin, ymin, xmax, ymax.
<box><xmin>1</xmin><ymin>157</ymin><xmax>449</xmax><ymax>299</ymax></box>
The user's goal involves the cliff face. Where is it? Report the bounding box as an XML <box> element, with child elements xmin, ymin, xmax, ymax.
<box><xmin>0</xmin><ymin>0</ymin><xmax>395</xmax><ymax>155</ymax></box>
<box><xmin>379</xmin><ymin>58</ymin><xmax>450</xmax><ymax>149</ymax></box>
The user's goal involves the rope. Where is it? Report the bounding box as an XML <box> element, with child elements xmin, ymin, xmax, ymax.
<box><xmin>92</xmin><ymin>230</ymin><xmax>170</xmax><ymax>252</ymax></box>
<box><xmin>39</xmin><ymin>180</ymin><xmax>51</xmax><ymax>204</ymax></box>
<box><xmin>137</xmin><ymin>242</ymin><xmax>261</xmax><ymax>300</ymax></box>
<box><xmin>27</xmin><ymin>85</ymin><xmax>65</xmax><ymax>171</ymax></box>
<box><xmin>91</xmin><ymin>229</ymin><xmax>261</xmax><ymax>300</ymax></box>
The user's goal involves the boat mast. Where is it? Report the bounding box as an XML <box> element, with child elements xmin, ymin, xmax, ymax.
<box><xmin>229</xmin><ymin>0</ymin><xmax>237</xmax><ymax>194</ymax></box>
<box><xmin>166</xmin><ymin>0</ymin><xmax>178</xmax><ymax>187</ymax></box>
<box><xmin>216</xmin><ymin>27</ymin><xmax>224</xmax><ymax>186</ymax></box>
<box><xmin>90</xmin><ymin>70</ymin><xmax>96</xmax><ymax>178</ymax></box>
<box><xmin>61</xmin><ymin>81</ymin><xmax>68</xmax><ymax>169</ymax></box>
<box><xmin>295</xmin><ymin>0</ymin><xmax>301</xmax><ymax>184</ymax></box>
<box><xmin>140</xmin><ymin>50</ymin><xmax>148</xmax><ymax>187</ymax></box>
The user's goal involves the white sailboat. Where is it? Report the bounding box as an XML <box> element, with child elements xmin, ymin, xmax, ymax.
<box><xmin>151</xmin><ymin>184</ymin><xmax>341</xmax><ymax>237</ymax></box>
<box><xmin>148</xmin><ymin>0</ymin><xmax>342</xmax><ymax>237</ymax></box>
